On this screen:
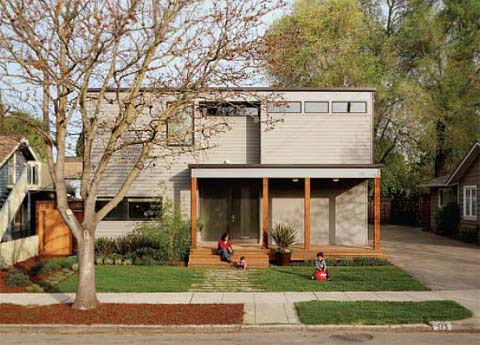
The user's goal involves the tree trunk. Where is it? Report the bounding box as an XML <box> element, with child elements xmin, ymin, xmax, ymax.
<box><xmin>434</xmin><ymin>120</ymin><xmax>449</xmax><ymax>177</ymax></box>
<box><xmin>72</xmin><ymin>229</ymin><xmax>99</xmax><ymax>310</ymax></box>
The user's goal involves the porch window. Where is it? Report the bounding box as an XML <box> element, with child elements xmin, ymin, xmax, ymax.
<box><xmin>332</xmin><ymin>101</ymin><xmax>367</xmax><ymax>113</ymax></box>
<box><xmin>95</xmin><ymin>198</ymin><xmax>160</xmax><ymax>221</ymax></box>
<box><xmin>267</xmin><ymin>101</ymin><xmax>301</xmax><ymax>113</ymax></box>
<box><xmin>304</xmin><ymin>101</ymin><xmax>329</xmax><ymax>113</ymax></box>
<box><xmin>463</xmin><ymin>186</ymin><xmax>477</xmax><ymax>220</ymax></box>
<box><xmin>166</xmin><ymin>103</ymin><xmax>194</xmax><ymax>146</ymax></box>
<box><xmin>200</xmin><ymin>101</ymin><xmax>260</xmax><ymax>117</ymax></box>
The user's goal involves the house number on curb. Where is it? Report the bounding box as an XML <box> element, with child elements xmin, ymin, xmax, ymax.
<box><xmin>430</xmin><ymin>321</ymin><xmax>452</xmax><ymax>331</ymax></box>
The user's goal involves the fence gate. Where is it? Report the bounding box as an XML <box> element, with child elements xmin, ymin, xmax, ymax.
<box><xmin>36</xmin><ymin>201</ymin><xmax>73</xmax><ymax>256</ymax></box>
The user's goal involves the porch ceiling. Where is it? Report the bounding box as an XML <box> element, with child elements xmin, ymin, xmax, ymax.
<box><xmin>189</xmin><ymin>164</ymin><xmax>381</xmax><ymax>179</ymax></box>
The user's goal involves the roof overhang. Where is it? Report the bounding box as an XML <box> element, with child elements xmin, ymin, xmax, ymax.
<box><xmin>446</xmin><ymin>142</ymin><xmax>480</xmax><ymax>185</ymax></box>
<box><xmin>189</xmin><ymin>164</ymin><xmax>381</xmax><ymax>179</ymax></box>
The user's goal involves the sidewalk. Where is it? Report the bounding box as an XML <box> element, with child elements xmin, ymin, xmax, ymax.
<box><xmin>1</xmin><ymin>290</ymin><xmax>479</xmax><ymax>327</ymax></box>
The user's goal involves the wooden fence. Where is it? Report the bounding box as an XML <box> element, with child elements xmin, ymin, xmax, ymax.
<box><xmin>368</xmin><ymin>195</ymin><xmax>430</xmax><ymax>228</ymax></box>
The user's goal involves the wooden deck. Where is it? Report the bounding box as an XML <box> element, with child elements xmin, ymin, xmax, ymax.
<box><xmin>188</xmin><ymin>244</ymin><xmax>386</xmax><ymax>268</ymax></box>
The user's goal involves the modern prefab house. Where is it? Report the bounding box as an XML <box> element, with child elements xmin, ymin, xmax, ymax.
<box><xmin>88</xmin><ymin>87</ymin><xmax>383</xmax><ymax>267</ymax></box>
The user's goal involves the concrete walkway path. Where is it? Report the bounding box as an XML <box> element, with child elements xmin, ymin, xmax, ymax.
<box><xmin>1</xmin><ymin>290</ymin><xmax>477</xmax><ymax>325</ymax></box>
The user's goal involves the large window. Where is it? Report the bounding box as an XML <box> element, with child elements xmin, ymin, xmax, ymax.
<box><xmin>267</xmin><ymin>101</ymin><xmax>301</xmax><ymax>113</ymax></box>
<box><xmin>332</xmin><ymin>101</ymin><xmax>367</xmax><ymax>113</ymax></box>
<box><xmin>463</xmin><ymin>186</ymin><xmax>477</xmax><ymax>219</ymax></box>
<box><xmin>166</xmin><ymin>104</ymin><xmax>194</xmax><ymax>146</ymax></box>
<box><xmin>304</xmin><ymin>101</ymin><xmax>329</xmax><ymax>113</ymax></box>
<box><xmin>95</xmin><ymin>198</ymin><xmax>160</xmax><ymax>221</ymax></box>
<box><xmin>199</xmin><ymin>101</ymin><xmax>260</xmax><ymax>116</ymax></box>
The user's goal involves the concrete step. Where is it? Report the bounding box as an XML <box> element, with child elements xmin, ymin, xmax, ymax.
<box><xmin>188</xmin><ymin>261</ymin><xmax>270</xmax><ymax>268</ymax></box>
<box><xmin>189</xmin><ymin>254</ymin><xmax>269</xmax><ymax>260</ymax></box>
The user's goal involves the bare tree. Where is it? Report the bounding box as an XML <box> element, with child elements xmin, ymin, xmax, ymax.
<box><xmin>0</xmin><ymin>0</ymin><xmax>283</xmax><ymax>309</ymax></box>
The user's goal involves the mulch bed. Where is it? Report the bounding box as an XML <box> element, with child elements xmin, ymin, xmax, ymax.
<box><xmin>0</xmin><ymin>303</ymin><xmax>244</xmax><ymax>325</ymax></box>
<box><xmin>0</xmin><ymin>271</ymin><xmax>25</xmax><ymax>293</ymax></box>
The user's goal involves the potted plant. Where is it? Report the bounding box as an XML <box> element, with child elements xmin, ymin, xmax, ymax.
<box><xmin>270</xmin><ymin>223</ymin><xmax>297</xmax><ymax>266</ymax></box>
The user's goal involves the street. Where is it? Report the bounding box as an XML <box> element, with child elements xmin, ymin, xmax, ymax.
<box><xmin>1</xmin><ymin>330</ymin><xmax>479</xmax><ymax>345</ymax></box>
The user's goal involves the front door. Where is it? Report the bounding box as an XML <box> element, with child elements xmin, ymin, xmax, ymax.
<box><xmin>200</xmin><ymin>180</ymin><xmax>259</xmax><ymax>242</ymax></box>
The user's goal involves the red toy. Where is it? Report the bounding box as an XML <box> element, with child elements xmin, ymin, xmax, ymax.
<box><xmin>314</xmin><ymin>270</ymin><xmax>328</xmax><ymax>281</ymax></box>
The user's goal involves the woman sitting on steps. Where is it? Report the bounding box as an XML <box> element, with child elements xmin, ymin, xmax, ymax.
<box><xmin>217</xmin><ymin>233</ymin><xmax>234</xmax><ymax>263</ymax></box>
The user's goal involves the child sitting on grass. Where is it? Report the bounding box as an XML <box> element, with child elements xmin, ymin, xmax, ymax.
<box><xmin>237</xmin><ymin>256</ymin><xmax>248</xmax><ymax>271</ymax></box>
<box><xmin>311</xmin><ymin>252</ymin><xmax>329</xmax><ymax>280</ymax></box>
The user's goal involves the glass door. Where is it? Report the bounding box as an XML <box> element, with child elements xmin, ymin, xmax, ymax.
<box><xmin>200</xmin><ymin>180</ymin><xmax>259</xmax><ymax>242</ymax></box>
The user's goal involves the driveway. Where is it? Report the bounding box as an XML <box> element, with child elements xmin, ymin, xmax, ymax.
<box><xmin>381</xmin><ymin>225</ymin><xmax>480</xmax><ymax>291</ymax></box>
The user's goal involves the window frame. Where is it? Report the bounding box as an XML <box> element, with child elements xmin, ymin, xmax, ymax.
<box><xmin>127</xmin><ymin>197</ymin><xmax>161</xmax><ymax>221</ymax></box>
<box><xmin>463</xmin><ymin>185</ymin><xmax>477</xmax><ymax>220</ymax></box>
<box><xmin>332</xmin><ymin>101</ymin><xmax>368</xmax><ymax>114</ymax></box>
<box><xmin>304</xmin><ymin>101</ymin><xmax>329</xmax><ymax>113</ymax></box>
<box><xmin>165</xmin><ymin>102</ymin><xmax>194</xmax><ymax>147</ymax></box>
<box><xmin>267</xmin><ymin>101</ymin><xmax>302</xmax><ymax>114</ymax></box>
<box><xmin>96</xmin><ymin>197</ymin><xmax>160</xmax><ymax>221</ymax></box>
<box><xmin>199</xmin><ymin>101</ymin><xmax>261</xmax><ymax>117</ymax></box>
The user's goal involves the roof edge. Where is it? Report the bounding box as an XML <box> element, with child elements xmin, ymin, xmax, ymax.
<box><xmin>446</xmin><ymin>141</ymin><xmax>480</xmax><ymax>185</ymax></box>
<box><xmin>87</xmin><ymin>86</ymin><xmax>377</xmax><ymax>93</ymax></box>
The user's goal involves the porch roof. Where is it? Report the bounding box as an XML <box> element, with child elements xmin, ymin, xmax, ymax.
<box><xmin>189</xmin><ymin>164</ymin><xmax>381</xmax><ymax>179</ymax></box>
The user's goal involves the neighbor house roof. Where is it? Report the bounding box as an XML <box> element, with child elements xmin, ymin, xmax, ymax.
<box><xmin>446</xmin><ymin>141</ymin><xmax>480</xmax><ymax>185</ymax></box>
<box><xmin>0</xmin><ymin>134</ymin><xmax>38</xmax><ymax>168</ymax></box>
<box><xmin>419</xmin><ymin>141</ymin><xmax>480</xmax><ymax>188</ymax></box>
<box><xmin>64</xmin><ymin>156</ymin><xmax>83</xmax><ymax>179</ymax></box>
<box><xmin>418</xmin><ymin>175</ymin><xmax>449</xmax><ymax>188</ymax></box>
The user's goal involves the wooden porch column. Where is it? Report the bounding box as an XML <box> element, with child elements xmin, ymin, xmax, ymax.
<box><xmin>262</xmin><ymin>177</ymin><xmax>269</xmax><ymax>248</ymax></box>
<box><xmin>304</xmin><ymin>177</ymin><xmax>311</xmax><ymax>249</ymax></box>
<box><xmin>191</xmin><ymin>177</ymin><xmax>198</xmax><ymax>249</ymax></box>
<box><xmin>374</xmin><ymin>177</ymin><xmax>381</xmax><ymax>251</ymax></box>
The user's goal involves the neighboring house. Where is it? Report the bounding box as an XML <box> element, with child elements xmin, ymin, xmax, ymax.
<box><xmin>88</xmin><ymin>87</ymin><xmax>382</xmax><ymax>266</ymax></box>
<box><xmin>0</xmin><ymin>135</ymin><xmax>53</xmax><ymax>266</ymax></box>
<box><xmin>64</xmin><ymin>156</ymin><xmax>83</xmax><ymax>199</ymax></box>
<box><xmin>420</xmin><ymin>141</ymin><xmax>479</xmax><ymax>233</ymax></box>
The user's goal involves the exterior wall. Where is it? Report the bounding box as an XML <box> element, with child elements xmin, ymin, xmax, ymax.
<box><xmin>260</xmin><ymin>91</ymin><xmax>373</xmax><ymax>164</ymax></box>
<box><xmin>458</xmin><ymin>155</ymin><xmax>479</xmax><ymax>230</ymax></box>
<box><xmin>0</xmin><ymin>235</ymin><xmax>38</xmax><ymax>267</ymax></box>
<box><xmin>0</xmin><ymin>150</ymin><xmax>27</xmax><ymax>199</ymax></box>
<box><xmin>96</xmin><ymin>221</ymin><xmax>142</xmax><ymax>238</ymax></box>
<box><xmin>269</xmin><ymin>179</ymin><xmax>368</xmax><ymax>246</ymax></box>
<box><xmin>89</xmin><ymin>90</ymin><xmax>374</xmax><ymax>239</ymax></box>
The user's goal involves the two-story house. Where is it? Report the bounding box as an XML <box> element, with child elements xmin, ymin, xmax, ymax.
<box><xmin>89</xmin><ymin>87</ymin><xmax>383</xmax><ymax>267</ymax></box>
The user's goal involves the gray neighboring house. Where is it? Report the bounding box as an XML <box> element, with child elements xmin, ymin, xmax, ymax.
<box><xmin>0</xmin><ymin>135</ymin><xmax>53</xmax><ymax>265</ymax></box>
<box><xmin>421</xmin><ymin>141</ymin><xmax>479</xmax><ymax>233</ymax></box>
<box><xmin>88</xmin><ymin>87</ymin><xmax>382</xmax><ymax>259</ymax></box>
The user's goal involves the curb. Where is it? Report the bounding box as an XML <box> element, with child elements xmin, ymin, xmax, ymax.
<box><xmin>0</xmin><ymin>322</ymin><xmax>478</xmax><ymax>334</ymax></box>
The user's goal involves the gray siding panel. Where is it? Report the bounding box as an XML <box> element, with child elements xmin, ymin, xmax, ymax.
<box><xmin>261</xmin><ymin>115</ymin><xmax>371</xmax><ymax>164</ymax></box>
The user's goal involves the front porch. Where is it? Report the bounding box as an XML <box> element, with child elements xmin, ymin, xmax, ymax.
<box><xmin>188</xmin><ymin>164</ymin><xmax>384</xmax><ymax>267</ymax></box>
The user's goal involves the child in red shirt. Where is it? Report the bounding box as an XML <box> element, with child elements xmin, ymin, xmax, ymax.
<box><xmin>217</xmin><ymin>233</ymin><xmax>234</xmax><ymax>263</ymax></box>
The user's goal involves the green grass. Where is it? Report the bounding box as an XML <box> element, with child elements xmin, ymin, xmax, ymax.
<box><xmin>53</xmin><ymin>266</ymin><xmax>205</xmax><ymax>292</ymax></box>
<box><xmin>250</xmin><ymin>266</ymin><xmax>428</xmax><ymax>291</ymax></box>
<box><xmin>296</xmin><ymin>300</ymin><xmax>473</xmax><ymax>325</ymax></box>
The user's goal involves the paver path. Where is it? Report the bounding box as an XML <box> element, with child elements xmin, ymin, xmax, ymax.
<box><xmin>189</xmin><ymin>268</ymin><xmax>264</xmax><ymax>292</ymax></box>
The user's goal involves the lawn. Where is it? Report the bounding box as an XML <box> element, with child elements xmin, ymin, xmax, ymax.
<box><xmin>54</xmin><ymin>265</ymin><xmax>427</xmax><ymax>292</ymax></box>
<box><xmin>54</xmin><ymin>266</ymin><xmax>205</xmax><ymax>293</ymax></box>
<box><xmin>296</xmin><ymin>300</ymin><xmax>472</xmax><ymax>325</ymax></box>
<box><xmin>250</xmin><ymin>266</ymin><xmax>428</xmax><ymax>291</ymax></box>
